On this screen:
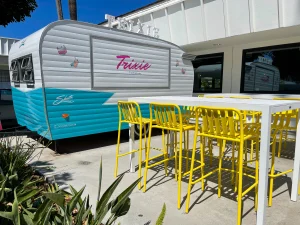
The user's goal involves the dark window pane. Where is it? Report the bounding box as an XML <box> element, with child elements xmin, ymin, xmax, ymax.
<box><xmin>193</xmin><ymin>53</ymin><xmax>224</xmax><ymax>93</ymax></box>
<box><xmin>242</xmin><ymin>44</ymin><xmax>300</xmax><ymax>94</ymax></box>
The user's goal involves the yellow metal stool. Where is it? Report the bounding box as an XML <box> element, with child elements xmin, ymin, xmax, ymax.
<box><xmin>273</xmin><ymin>97</ymin><xmax>300</xmax><ymax>157</ymax></box>
<box><xmin>268</xmin><ymin>110</ymin><xmax>296</xmax><ymax>206</ymax></box>
<box><xmin>143</xmin><ymin>103</ymin><xmax>197</xmax><ymax>209</ymax></box>
<box><xmin>185</xmin><ymin>106</ymin><xmax>260</xmax><ymax>225</ymax></box>
<box><xmin>115</xmin><ymin>101</ymin><xmax>153</xmax><ymax>189</ymax></box>
<box><xmin>230</xmin><ymin>96</ymin><xmax>261</xmax><ymax>162</ymax></box>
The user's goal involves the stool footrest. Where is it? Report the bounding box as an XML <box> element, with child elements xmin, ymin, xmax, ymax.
<box><xmin>269</xmin><ymin>169</ymin><xmax>293</xmax><ymax>178</ymax></box>
<box><xmin>241</xmin><ymin>181</ymin><xmax>258</xmax><ymax>198</ymax></box>
<box><xmin>147</xmin><ymin>155</ymin><xmax>175</xmax><ymax>169</ymax></box>
<box><xmin>117</xmin><ymin>149</ymin><xmax>140</xmax><ymax>157</ymax></box>
<box><xmin>191</xmin><ymin>168</ymin><xmax>219</xmax><ymax>185</ymax></box>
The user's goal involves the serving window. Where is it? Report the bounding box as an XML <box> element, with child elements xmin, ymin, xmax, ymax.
<box><xmin>192</xmin><ymin>53</ymin><xmax>224</xmax><ymax>93</ymax></box>
<box><xmin>241</xmin><ymin>43</ymin><xmax>300</xmax><ymax>94</ymax></box>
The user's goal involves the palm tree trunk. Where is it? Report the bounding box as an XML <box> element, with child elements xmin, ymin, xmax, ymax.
<box><xmin>55</xmin><ymin>0</ymin><xmax>64</xmax><ymax>20</ymax></box>
<box><xmin>68</xmin><ymin>0</ymin><xmax>77</xmax><ymax>20</ymax></box>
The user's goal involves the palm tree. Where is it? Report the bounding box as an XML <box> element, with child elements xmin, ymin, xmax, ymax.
<box><xmin>55</xmin><ymin>0</ymin><xmax>64</xmax><ymax>20</ymax></box>
<box><xmin>68</xmin><ymin>0</ymin><xmax>77</xmax><ymax>20</ymax></box>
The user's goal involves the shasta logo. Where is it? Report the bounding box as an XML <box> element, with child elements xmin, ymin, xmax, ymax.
<box><xmin>53</xmin><ymin>95</ymin><xmax>74</xmax><ymax>105</ymax></box>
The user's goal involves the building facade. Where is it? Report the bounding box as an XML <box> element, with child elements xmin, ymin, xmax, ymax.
<box><xmin>101</xmin><ymin>0</ymin><xmax>300</xmax><ymax>95</ymax></box>
<box><xmin>0</xmin><ymin>37</ymin><xmax>19</xmax><ymax>121</ymax></box>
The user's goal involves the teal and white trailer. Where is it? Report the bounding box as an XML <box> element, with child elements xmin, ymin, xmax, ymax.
<box><xmin>9</xmin><ymin>20</ymin><xmax>194</xmax><ymax>140</ymax></box>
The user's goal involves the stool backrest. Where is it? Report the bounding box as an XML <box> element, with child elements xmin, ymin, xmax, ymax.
<box><xmin>195</xmin><ymin>106</ymin><xmax>244</xmax><ymax>140</ymax></box>
<box><xmin>273</xmin><ymin>97</ymin><xmax>300</xmax><ymax>124</ymax></box>
<box><xmin>149</xmin><ymin>103</ymin><xmax>182</xmax><ymax>129</ymax></box>
<box><xmin>118</xmin><ymin>101</ymin><xmax>142</xmax><ymax>124</ymax></box>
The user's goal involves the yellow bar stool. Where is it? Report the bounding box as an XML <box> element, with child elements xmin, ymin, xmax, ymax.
<box><xmin>115</xmin><ymin>101</ymin><xmax>154</xmax><ymax>189</ymax></box>
<box><xmin>268</xmin><ymin>110</ymin><xmax>296</xmax><ymax>206</ymax></box>
<box><xmin>185</xmin><ymin>106</ymin><xmax>260</xmax><ymax>225</ymax></box>
<box><xmin>273</xmin><ymin>97</ymin><xmax>300</xmax><ymax>157</ymax></box>
<box><xmin>230</xmin><ymin>95</ymin><xmax>261</xmax><ymax>162</ymax></box>
<box><xmin>143</xmin><ymin>103</ymin><xmax>197</xmax><ymax>209</ymax></box>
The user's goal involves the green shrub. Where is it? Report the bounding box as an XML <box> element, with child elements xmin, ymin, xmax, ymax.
<box><xmin>0</xmin><ymin>136</ymin><xmax>48</xmax><ymax>181</ymax></box>
<box><xmin>0</xmin><ymin>137</ymin><xmax>166</xmax><ymax>225</ymax></box>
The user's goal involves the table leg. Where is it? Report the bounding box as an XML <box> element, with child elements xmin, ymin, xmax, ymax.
<box><xmin>129</xmin><ymin>124</ymin><xmax>136</xmax><ymax>173</ymax></box>
<box><xmin>291</xmin><ymin>110</ymin><xmax>300</xmax><ymax>201</ymax></box>
<box><xmin>256</xmin><ymin>109</ymin><xmax>271</xmax><ymax>225</ymax></box>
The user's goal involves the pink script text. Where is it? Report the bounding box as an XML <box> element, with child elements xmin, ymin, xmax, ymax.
<box><xmin>116</xmin><ymin>55</ymin><xmax>151</xmax><ymax>70</ymax></box>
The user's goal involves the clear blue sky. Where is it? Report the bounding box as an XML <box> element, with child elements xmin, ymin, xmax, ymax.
<box><xmin>0</xmin><ymin>0</ymin><xmax>156</xmax><ymax>39</ymax></box>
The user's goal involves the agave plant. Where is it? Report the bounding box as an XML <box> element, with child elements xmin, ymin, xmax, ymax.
<box><xmin>0</xmin><ymin>157</ymin><xmax>141</xmax><ymax>225</ymax></box>
<box><xmin>0</xmin><ymin>157</ymin><xmax>44</xmax><ymax>225</ymax></box>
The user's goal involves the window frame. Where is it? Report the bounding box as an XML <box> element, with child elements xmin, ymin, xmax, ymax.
<box><xmin>240</xmin><ymin>42</ymin><xmax>300</xmax><ymax>94</ymax></box>
<box><xmin>10</xmin><ymin>54</ymin><xmax>35</xmax><ymax>84</ymax></box>
<box><xmin>192</xmin><ymin>52</ymin><xmax>224</xmax><ymax>93</ymax></box>
<box><xmin>10</xmin><ymin>60</ymin><xmax>20</xmax><ymax>82</ymax></box>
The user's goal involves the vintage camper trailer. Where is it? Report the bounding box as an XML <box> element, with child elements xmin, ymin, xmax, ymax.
<box><xmin>8</xmin><ymin>20</ymin><xmax>194</xmax><ymax>140</ymax></box>
<box><xmin>243</xmin><ymin>60</ymin><xmax>280</xmax><ymax>92</ymax></box>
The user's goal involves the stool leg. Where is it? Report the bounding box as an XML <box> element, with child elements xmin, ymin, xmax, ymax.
<box><xmin>185</xmin><ymin>130</ymin><xmax>199</xmax><ymax>213</ymax></box>
<box><xmin>269</xmin><ymin>136</ymin><xmax>277</xmax><ymax>207</ymax></box>
<box><xmin>218</xmin><ymin>140</ymin><xmax>226</xmax><ymax>198</ymax></box>
<box><xmin>231</xmin><ymin>141</ymin><xmax>235</xmax><ymax>185</ymax></box>
<box><xmin>283</xmin><ymin>130</ymin><xmax>288</xmax><ymax>151</ymax></box>
<box><xmin>115</xmin><ymin>121</ymin><xmax>122</xmax><ymax>178</ymax></box>
<box><xmin>200</xmin><ymin>136</ymin><xmax>205</xmax><ymax>191</ymax></box>
<box><xmin>278</xmin><ymin>130</ymin><xmax>283</xmax><ymax>157</ymax></box>
<box><xmin>237</xmin><ymin>141</ymin><xmax>244</xmax><ymax>225</ymax></box>
<box><xmin>177</xmin><ymin>131</ymin><xmax>183</xmax><ymax>209</ymax></box>
<box><xmin>144</xmin><ymin>124</ymin><xmax>147</xmax><ymax>160</ymax></box>
<box><xmin>138</xmin><ymin>124</ymin><xmax>143</xmax><ymax>189</ymax></box>
<box><xmin>174</xmin><ymin>132</ymin><xmax>178</xmax><ymax>181</ymax></box>
<box><xmin>235</xmin><ymin>143</ymin><xmax>240</xmax><ymax>193</ymax></box>
<box><xmin>255</xmin><ymin>137</ymin><xmax>259</xmax><ymax>211</ymax></box>
<box><xmin>143</xmin><ymin>124</ymin><xmax>153</xmax><ymax>193</ymax></box>
<box><xmin>244</xmin><ymin>141</ymin><xmax>248</xmax><ymax>167</ymax></box>
<box><xmin>162</xmin><ymin>129</ymin><xmax>168</xmax><ymax>176</ymax></box>
<box><xmin>209</xmin><ymin>138</ymin><xmax>213</xmax><ymax>166</ymax></box>
<box><xmin>185</xmin><ymin>131</ymin><xmax>189</xmax><ymax>173</ymax></box>
<box><xmin>250</xmin><ymin>140</ymin><xmax>254</xmax><ymax>162</ymax></box>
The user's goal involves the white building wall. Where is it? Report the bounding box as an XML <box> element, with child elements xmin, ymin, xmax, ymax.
<box><xmin>184</xmin><ymin>0</ymin><xmax>205</xmax><ymax>43</ymax></box>
<box><xmin>0</xmin><ymin>37</ymin><xmax>19</xmax><ymax>57</ymax></box>
<box><xmin>104</xmin><ymin>0</ymin><xmax>300</xmax><ymax>47</ymax></box>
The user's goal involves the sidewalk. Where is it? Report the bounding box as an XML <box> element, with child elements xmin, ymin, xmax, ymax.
<box><xmin>29</xmin><ymin>131</ymin><xmax>300</xmax><ymax>225</ymax></box>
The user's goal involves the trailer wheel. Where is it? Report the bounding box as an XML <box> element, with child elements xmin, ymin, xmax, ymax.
<box><xmin>134</xmin><ymin>124</ymin><xmax>149</xmax><ymax>138</ymax></box>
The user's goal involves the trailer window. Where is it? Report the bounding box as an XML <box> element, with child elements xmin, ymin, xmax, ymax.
<box><xmin>10</xmin><ymin>60</ymin><xmax>19</xmax><ymax>82</ymax></box>
<box><xmin>192</xmin><ymin>53</ymin><xmax>224</xmax><ymax>93</ymax></box>
<box><xmin>20</xmin><ymin>56</ymin><xmax>34</xmax><ymax>82</ymax></box>
<box><xmin>10</xmin><ymin>55</ymin><xmax>34</xmax><ymax>84</ymax></box>
<box><xmin>241</xmin><ymin>43</ymin><xmax>300</xmax><ymax>94</ymax></box>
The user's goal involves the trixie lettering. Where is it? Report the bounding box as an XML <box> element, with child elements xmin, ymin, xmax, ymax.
<box><xmin>116</xmin><ymin>55</ymin><xmax>151</xmax><ymax>70</ymax></box>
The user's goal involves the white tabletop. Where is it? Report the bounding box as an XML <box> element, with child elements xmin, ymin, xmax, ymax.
<box><xmin>129</xmin><ymin>96</ymin><xmax>300</xmax><ymax>113</ymax></box>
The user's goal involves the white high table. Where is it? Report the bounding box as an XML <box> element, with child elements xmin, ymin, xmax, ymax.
<box><xmin>128</xmin><ymin>96</ymin><xmax>300</xmax><ymax>225</ymax></box>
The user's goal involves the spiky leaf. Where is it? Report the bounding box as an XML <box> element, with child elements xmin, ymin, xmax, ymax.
<box><xmin>44</xmin><ymin>192</ymin><xmax>65</xmax><ymax>209</ymax></box>
<box><xmin>68</xmin><ymin>186</ymin><xmax>85</xmax><ymax>214</ymax></box>
<box><xmin>96</xmin><ymin>174</ymin><xmax>124</xmax><ymax>215</ymax></box>
<box><xmin>111</xmin><ymin>177</ymin><xmax>142</xmax><ymax>213</ymax></box>
<box><xmin>33</xmin><ymin>199</ymin><xmax>52</xmax><ymax>223</ymax></box>
<box><xmin>155</xmin><ymin>203</ymin><xmax>166</xmax><ymax>225</ymax></box>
